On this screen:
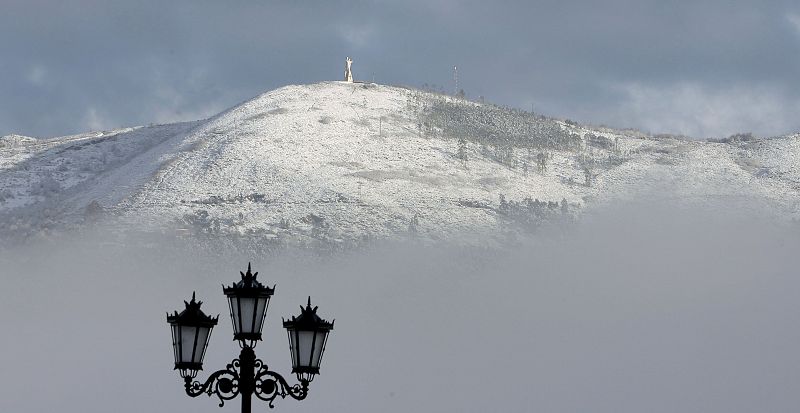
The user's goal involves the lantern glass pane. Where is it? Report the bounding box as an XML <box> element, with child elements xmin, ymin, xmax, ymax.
<box><xmin>287</xmin><ymin>330</ymin><xmax>298</xmax><ymax>367</ymax></box>
<box><xmin>297</xmin><ymin>331</ymin><xmax>315</xmax><ymax>367</ymax></box>
<box><xmin>228</xmin><ymin>296</ymin><xmax>241</xmax><ymax>334</ymax></box>
<box><xmin>179</xmin><ymin>326</ymin><xmax>198</xmax><ymax>364</ymax></box>
<box><xmin>239</xmin><ymin>297</ymin><xmax>257</xmax><ymax>333</ymax></box>
<box><xmin>193</xmin><ymin>326</ymin><xmax>210</xmax><ymax>363</ymax></box>
<box><xmin>254</xmin><ymin>297</ymin><xmax>268</xmax><ymax>334</ymax></box>
<box><xmin>311</xmin><ymin>331</ymin><xmax>327</xmax><ymax>368</ymax></box>
<box><xmin>171</xmin><ymin>324</ymin><xmax>180</xmax><ymax>363</ymax></box>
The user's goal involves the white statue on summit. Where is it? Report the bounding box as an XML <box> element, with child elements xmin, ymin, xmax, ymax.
<box><xmin>344</xmin><ymin>57</ymin><xmax>353</xmax><ymax>82</ymax></box>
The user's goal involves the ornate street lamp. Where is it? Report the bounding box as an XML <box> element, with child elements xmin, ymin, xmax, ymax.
<box><xmin>284</xmin><ymin>297</ymin><xmax>334</xmax><ymax>382</ymax></box>
<box><xmin>167</xmin><ymin>263</ymin><xmax>334</xmax><ymax>412</ymax></box>
<box><xmin>167</xmin><ymin>292</ymin><xmax>219</xmax><ymax>378</ymax></box>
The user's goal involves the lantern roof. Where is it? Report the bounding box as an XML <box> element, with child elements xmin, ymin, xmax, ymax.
<box><xmin>223</xmin><ymin>262</ymin><xmax>275</xmax><ymax>297</ymax></box>
<box><xmin>283</xmin><ymin>297</ymin><xmax>334</xmax><ymax>331</ymax></box>
<box><xmin>167</xmin><ymin>292</ymin><xmax>219</xmax><ymax>327</ymax></box>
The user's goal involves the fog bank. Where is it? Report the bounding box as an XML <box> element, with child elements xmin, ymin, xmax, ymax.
<box><xmin>0</xmin><ymin>203</ymin><xmax>798</xmax><ymax>412</ymax></box>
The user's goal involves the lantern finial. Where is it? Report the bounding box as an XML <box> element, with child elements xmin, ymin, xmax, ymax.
<box><xmin>239</xmin><ymin>262</ymin><xmax>259</xmax><ymax>282</ymax></box>
<box><xmin>232</xmin><ymin>262</ymin><xmax>266</xmax><ymax>289</ymax></box>
<box><xmin>286</xmin><ymin>298</ymin><xmax>333</xmax><ymax>330</ymax></box>
<box><xmin>184</xmin><ymin>291</ymin><xmax>203</xmax><ymax>308</ymax></box>
<box><xmin>171</xmin><ymin>293</ymin><xmax>217</xmax><ymax>325</ymax></box>
<box><xmin>303</xmin><ymin>296</ymin><xmax>318</xmax><ymax>312</ymax></box>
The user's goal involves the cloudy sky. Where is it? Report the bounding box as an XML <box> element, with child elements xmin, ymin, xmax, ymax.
<box><xmin>2</xmin><ymin>0</ymin><xmax>800</xmax><ymax>138</ymax></box>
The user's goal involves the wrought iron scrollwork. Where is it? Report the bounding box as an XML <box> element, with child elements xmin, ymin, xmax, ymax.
<box><xmin>253</xmin><ymin>359</ymin><xmax>309</xmax><ymax>408</ymax></box>
<box><xmin>184</xmin><ymin>360</ymin><xmax>241</xmax><ymax>407</ymax></box>
<box><xmin>182</xmin><ymin>354</ymin><xmax>309</xmax><ymax>409</ymax></box>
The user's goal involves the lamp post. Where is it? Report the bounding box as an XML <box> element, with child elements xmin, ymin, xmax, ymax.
<box><xmin>167</xmin><ymin>263</ymin><xmax>334</xmax><ymax>411</ymax></box>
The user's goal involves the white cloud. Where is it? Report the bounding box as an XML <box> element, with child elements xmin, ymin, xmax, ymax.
<box><xmin>337</xmin><ymin>24</ymin><xmax>374</xmax><ymax>49</ymax></box>
<box><xmin>609</xmin><ymin>82</ymin><xmax>800</xmax><ymax>138</ymax></box>
<box><xmin>151</xmin><ymin>103</ymin><xmax>224</xmax><ymax>126</ymax></box>
<box><xmin>25</xmin><ymin>65</ymin><xmax>47</xmax><ymax>86</ymax></box>
<box><xmin>149</xmin><ymin>81</ymin><xmax>224</xmax><ymax>125</ymax></box>
<box><xmin>83</xmin><ymin>107</ymin><xmax>110</xmax><ymax>131</ymax></box>
<box><xmin>788</xmin><ymin>13</ymin><xmax>800</xmax><ymax>33</ymax></box>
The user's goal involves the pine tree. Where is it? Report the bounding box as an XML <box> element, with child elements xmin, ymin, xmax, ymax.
<box><xmin>408</xmin><ymin>214</ymin><xmax>420</xmax><ymax>236</ymax></box>
<box><xmin>457</xmin><ymin>136</ymin><xmax>468</xmax><ymax>166</ymax></box>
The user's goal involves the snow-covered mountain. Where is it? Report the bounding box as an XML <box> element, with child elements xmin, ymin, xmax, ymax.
<box><xmin>1</xmin><ymin>81</ymin><xmax>798</xmax><ymax>246</ymax></box>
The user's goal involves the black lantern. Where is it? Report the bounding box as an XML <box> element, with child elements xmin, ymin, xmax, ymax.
<box><xmin>223</xmin><ymin>263</ymin><xmax>275</xmax><ymax>345</ymax></box>
<box><xmin>167</xmin><ymin>292</ymin><xmax>219</xmax><ymax>378</ymax></box>
<box><xmin>283</xmin><ymin>297</ymin><xmax>334</xmax><ymax>382</ymax></box>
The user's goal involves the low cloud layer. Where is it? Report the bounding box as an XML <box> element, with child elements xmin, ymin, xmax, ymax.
<box><xmin>0</xmin><ymin>201</ymin><xmax>798</xmax><ymax>412</ymax></box>
<box><xmin>2</xmin><ymin>1</ymin><xmax>800</xmax><ymax>138</ymax></box>
<box><xmin>605</xmin><ymin>82</ymin><xmax>800</xmax><ymax>138</ymax></box>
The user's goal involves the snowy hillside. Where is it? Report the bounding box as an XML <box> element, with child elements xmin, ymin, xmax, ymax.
<box><xmin>1</xmin><ymin>81</ymin><xmax>798</xmax><ymax>246</ymax></box>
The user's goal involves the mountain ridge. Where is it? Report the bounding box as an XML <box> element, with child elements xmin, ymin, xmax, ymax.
<box><xmin>1</xmin><ymin>81</ymin><xmax>797</xmax><ymax>245</ymax></box>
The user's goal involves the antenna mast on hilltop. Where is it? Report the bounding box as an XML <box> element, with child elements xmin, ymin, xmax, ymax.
<box><xmin>453</xmin><ymin>66</ymin><xmax>458</xmax><ymax>95</ymax></box>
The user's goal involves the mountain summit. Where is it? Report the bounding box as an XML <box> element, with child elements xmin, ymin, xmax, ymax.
<box><xmin>1</xmin><ymin>82</ymin><xmax>798</xmax><ymax>245</ymax></box>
